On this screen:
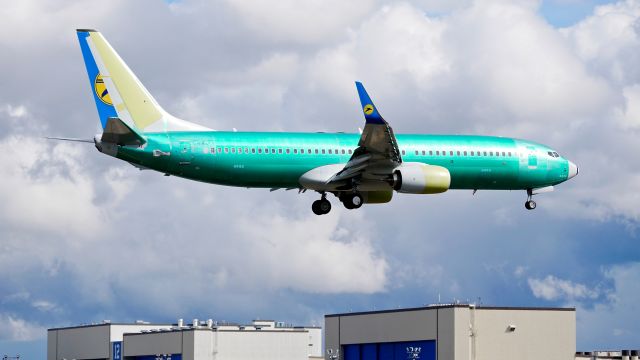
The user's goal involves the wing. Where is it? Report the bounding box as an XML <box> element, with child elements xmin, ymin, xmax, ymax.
<box><xmin>328</xmin><ymin>82</ymin><xmax>402</xmax><ymax>186</ymax></box>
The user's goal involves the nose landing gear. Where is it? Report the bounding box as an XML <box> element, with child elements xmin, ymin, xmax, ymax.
<box><xmin>525</xmin><ymin>189</ymin><xmax>536</xmax><ymax>210</ymax></box>
<box><xmin>312</xmin><ymin>193</ymin><xmax>332</xmax><ymax>215</ymax></box>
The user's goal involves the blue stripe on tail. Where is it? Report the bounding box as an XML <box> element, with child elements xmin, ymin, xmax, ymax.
<box><xmin>77</xmin><ymin>30</ymin><xmax>117</xmax><ymax>129</ymax></box>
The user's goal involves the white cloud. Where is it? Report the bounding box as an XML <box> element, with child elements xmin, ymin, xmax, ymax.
<box><xmin>234</xmin><ymin>212</ymin><xmax>388</xmax><ymax>293</ymax></box>
<box><xmin>528</xmin><ymin>275</ymin><xmax>599</xmax><ymax>301</ymax></box>
<box><xmin>0</xmin><ymin>314</ymin><xmax>46</xmax><ymax>341</ymax></box>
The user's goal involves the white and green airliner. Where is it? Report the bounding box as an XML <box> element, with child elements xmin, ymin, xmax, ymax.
<box><xmin>64</xmin><ymin>29</ymin><xmax>578</xmax><ymax>215</ymax></box>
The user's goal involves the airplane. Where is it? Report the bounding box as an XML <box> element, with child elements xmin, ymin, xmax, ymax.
<box><xmin>62</xmin><ymin>29</ymin><xmax>578</xmax><ymax>215</ymax></box>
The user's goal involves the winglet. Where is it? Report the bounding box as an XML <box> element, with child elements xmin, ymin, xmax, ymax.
<box><xmin>355</xmin><ymin>81</ymin><xmax>385</xmax><ymax>124</ymax></box>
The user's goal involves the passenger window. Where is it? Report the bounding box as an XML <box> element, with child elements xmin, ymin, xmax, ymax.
<box><xmin>278</xmin><ymin>149</ymin><xmax>282</xmax><ymax>154</ymax></box>
<box><xmin>252</xmin><ymin>148</ymin><xmax>256</xmax><ymax>154</ymax></box>
<box><xmin>264</xmin><ymin>148</ymin><xmax>268</xmax><ymax>153</ymax></box>
<box><xmin>429</xmin><ymin>151</ymin><xmax>433</xmax><ymax>155</ymax></box>
<box><xmin>422</xmin><ymin>150</ymin><xmax>426</xmax><ymax>155</ymax></box>
<box><xmin>483</xmin><ymin>151</ymin><xmax>487</xmax><ymax>156</ymax></box>
<box><xmin>293</xmin><ymin>149</ymin><xmax>297</xmax><ymax>154</ymax></box>
<box><xmin>335</xmin><ymin>149</ymin><xmax>339</xmax><ymax>154</ymax></box>
<box><xmin>217</xmin><ymin>147</ymin><xmax>222</xmax><ymax>154</ymax></box>
<box><xmin>258</xmin><ymin>148</ymin><xmax>262</xmax><ymax>154</ymax></box>
<box><xmin>348</xmin><ymin>149</ymin><xmax>353</xmax><ymax>154</ymax></box>
<box><xmin>342</xmin><ymin>149</ymin><xmax>346</xmax><ymax>154</ymax></box>
<box><xmin>402</xmin><ymin>150</ymin><xmax>406</xmax><ymax>155</ymax></box>
<box><xmin>315</xmin><ymin>149</ymin><xmax>319</xmax><ymax>154</ymax></box>
<box><xmin>322</xmin><ymin>149</ymin><xmax>325</xmax><ymax>154</ymax></box>
<box><xmin>415</xmin><ymin>150</ymin><xmax>419</xmax><ymax>155</ymax></box>
<box><xmin>238</xmin><ymin>148</ymin><xmax>242</xmax><ymax>154</ymax></box>
<box><xmin>450</xmin><ymin>151</ymin><xmax>453</xmax><ymax>156</ymax></box>
<box><xmin>231</xmin><ymin>148</ymin><xmax>236</xmax><ymax>153</ymax></box>
<box><xmin>436</xmin><ymin>151</ymin><xmax>440</xmax><ymax>155</ymax></box>
<box><xmin>224</xmin><ymin>147</ymin><xmax>229</xmax><ymax>153</ymax></box>
<box><xmin>508</xmin><ymin>152</ymin><xmax>511</xmax><ymax>157</ymax></box>
<box><xmin>245</xmin><ymin>147</ymin><xmax>249</xmax><ymax>153</ymax></box>
<box><xmin>328</xmin><ymin>149</ymin><xmax>332</xmax><ymax>154</ymax></box>
<box><xmin>471</xmin><ymin>151</ymin><xmax>474</xmax><ymax>156</ymax></box>
<box><xmin>457</xmin><ymin>151</ymin><xmax>460</xmax><ymax>156</ymax></box>
<box><xmin>489</xmin><ymin>151</ymin><xmax>493</xmax><ymax>156</ymax></box>
<box><xmin>464</xmin><ymin>151</ymin><xmax>467</xmax><ymax>156</ymax></box>
<box><xmin>211</xmin><ymin>147</ymin><xmax>216</xmax><ymax>154</ymax></box>
<box><xmin>286</xmin><ymin>149</ymin><xmax>290</xmax><ymax>154</ymax></box>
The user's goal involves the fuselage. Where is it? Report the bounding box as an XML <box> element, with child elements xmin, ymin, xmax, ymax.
<box><xmin>114</xmin><ymin>131</ymin><xmax>573</xmax><ymax>191</ymax></box>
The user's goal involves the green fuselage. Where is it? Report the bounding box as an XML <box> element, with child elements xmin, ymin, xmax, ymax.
<box><xmin>113</xmin><ymin>131</ymin><xmax>571</xmax><ymax>191</ymax></box>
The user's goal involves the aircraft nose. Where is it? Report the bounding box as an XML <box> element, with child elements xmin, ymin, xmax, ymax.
<box><xmin>568</xmin><ymin>161</ymin><xmax>579</xmax><ymax>179</ymax></box>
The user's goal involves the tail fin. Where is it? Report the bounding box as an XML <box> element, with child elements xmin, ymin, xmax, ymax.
<box><xmin>76</xmin><ymin>29</ymin><xmax>209</xmax><ymax>133</ymax></box>
<box><xmin>355</xmin><ymin>81</ymin><xmax>386</xmax><ymax>125</ymax></box>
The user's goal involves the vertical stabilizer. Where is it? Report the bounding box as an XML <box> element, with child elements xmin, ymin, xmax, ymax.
<box><xmin>76</xmin><ymin>29</ymin><xmax>209</xmax><ymax>133</ymax></box>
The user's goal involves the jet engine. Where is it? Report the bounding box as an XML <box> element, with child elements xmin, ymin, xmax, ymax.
<box><xmin>362</xmin><ymin>190</ymin><xmax>393</xmax><ymax>204</ymax></box>
<box><xmin>391</xmin><ymin>162</ymin><xmax>451</xmax><ymax>194</ymax></box>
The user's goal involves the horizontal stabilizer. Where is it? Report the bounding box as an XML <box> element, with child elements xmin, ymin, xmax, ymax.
<box><xmin>102</xmin><ymin>117</ymin><xmax>146</xmax><ymax>146</ymax></box>
<box><xmin>45</xmin><ymin>137</ymin><xmax>94</xmax><ymax>143</ymax></box>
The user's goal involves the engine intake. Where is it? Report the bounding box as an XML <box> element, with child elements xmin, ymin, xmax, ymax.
<box><xmin>392</xmin><ymin>163</ymin><xmax>451</xmax><ymax>194</ymax></box>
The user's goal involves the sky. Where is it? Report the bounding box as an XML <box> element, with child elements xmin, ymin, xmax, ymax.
<box><xmin>1</xmin><ymin>0</ymin><xmax>639</xmax><ymax>358</ymax></box>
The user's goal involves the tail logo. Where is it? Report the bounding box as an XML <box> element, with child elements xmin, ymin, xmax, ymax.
<box><xmin>363</xmin><ymin>104</ymin><xmax>374</xmax><ymax>115</ymax></box>
<box><xmin>94</xmin><ymin>74</ymin><xmax>112</xmax><ymax>105</ymax></box>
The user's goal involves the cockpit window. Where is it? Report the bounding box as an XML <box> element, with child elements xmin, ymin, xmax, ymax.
<box><xmin>553</xmin><ymin>152</ymin><xmax>559</xmax><ymax>157</ymax></box>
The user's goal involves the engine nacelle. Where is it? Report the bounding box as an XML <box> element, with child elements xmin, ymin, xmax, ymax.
<box><xmin>392</xmin><ymin>163</ymin><xmax>451</xmax><ymax>194</ymax></box>
<box><xmin>362</xmin><ymin>190</ymin><xmax>393</xmax><ymax>204</ymax></box>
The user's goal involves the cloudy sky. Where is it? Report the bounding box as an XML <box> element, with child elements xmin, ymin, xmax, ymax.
<box><xmin>1</xmin><ymin>0</ymin><xmax>640</xmax><ymax>357</ymax></box>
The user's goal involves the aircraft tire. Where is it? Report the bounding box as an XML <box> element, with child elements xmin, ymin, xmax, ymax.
<box><xmin>312</xmin><ymin>200</ymin><xmax>323</xmax><ymax>215</ymax></box>
<box><xmin>318</xmin><ymin>199</ymin><xmax>331</xmax><ymax>214</ymax></box>
<box><xmin>525</xmin><ymin>200</ymin><xmax>536</xmax><ymax>210</ymax></box>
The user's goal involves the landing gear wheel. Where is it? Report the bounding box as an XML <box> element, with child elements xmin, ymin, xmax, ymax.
<box><xmin>525</xmin><ymin>200</ymin><xmax>536</xmax><ymax>210</ymax></box>
<box><xmin>312</xmin><ymin>199</ymin><xmax>331</xmax><ymax>215</ymax></box>
<box><xmin>342</xmin><ymin>193</ymin><xmax>363</xmax><ymax>209</ymax></box>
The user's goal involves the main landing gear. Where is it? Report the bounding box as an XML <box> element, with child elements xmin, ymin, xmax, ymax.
<box><xmin>312</xmin><ymin>193</ymin><xmax>332</xmax><ymax>215</ymax></box>
<box><xmin>311</xmin><ymin>192</ymin><xmax>365</xmax><ymax>215</ymax></box>
<box><xmin>525</xmin><ymin>189</ymin><xmax>537</xmax><ymax>210</ymax></box>
<box><xmin>341</xmin><ymin>192</ymin><xmax>363</xmax><ymax>210</ymax></box>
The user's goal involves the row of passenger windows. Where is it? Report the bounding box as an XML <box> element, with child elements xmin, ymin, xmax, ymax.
<box><xmin>208</xmin><ymin>147</ymin><xmax>354</xmax><ymax>155</ymax></box>
<box><xmin>205</xmin><ymin>147</ymin><xmax>517</xmax><ymax>158</ymax></box>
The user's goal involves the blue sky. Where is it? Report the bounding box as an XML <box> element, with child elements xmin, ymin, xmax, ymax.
<box><xmin>1</xmin><ymin>0</ymin><xmax>639</xmax><ymax>359</ymax></box>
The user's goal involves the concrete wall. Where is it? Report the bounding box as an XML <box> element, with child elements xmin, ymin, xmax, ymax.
<box><xmin>216</xmin><ymin>330</ymin><xmax>309</xmax><ymax>360</ymax></box>
<box><xmin>307</xmin><ymin>328</ymin><xmax>323</xmax><ymax>357</ymax></box>
<box><xmin>48</xmin><ymin>325</ymin><xmax>110</xmax><ymax>360</ymax></box>
<box><xmin>124</xmin><ymin>330</ymin><xmax>186</xmax><ymax>358</ymax></box>
<box><xmin>470</xmin><ymin>308</ymin><xmax>575</xmax><ymax>360</ymax></box>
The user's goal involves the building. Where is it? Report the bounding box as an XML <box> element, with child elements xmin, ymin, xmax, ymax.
<box><xmin>47</xmin><ymin>319</ymin><xmax>322</xmax><ymax>360</ymax></box>
<box><xmin>325</xmin><ymin>304</ymin><xmax>576</xmax><ymax>360</ymax></box>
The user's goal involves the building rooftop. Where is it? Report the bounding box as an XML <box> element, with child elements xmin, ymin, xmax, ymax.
<box><xmin>325</xmin><ymin>303</ymin><xmax>576</xmax><ymax>318</ymax></box>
